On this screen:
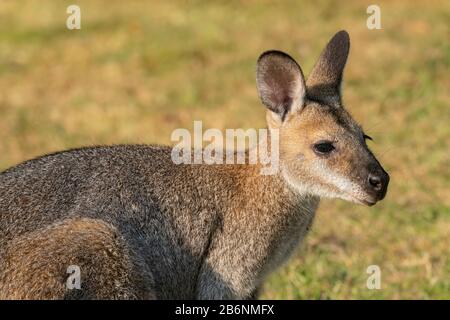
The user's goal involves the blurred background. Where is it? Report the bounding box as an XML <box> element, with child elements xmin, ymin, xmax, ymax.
<box><xmin>0</xmin><ymin>0</ymin><xmax>448</xmax><ymax>299</ymax></box>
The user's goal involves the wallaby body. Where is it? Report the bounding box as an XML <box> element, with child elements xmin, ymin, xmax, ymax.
<box><xmin>0</xmin><ymin>31</ymin><xmax>388</xmax><ymax>299</ymax></box>
<box><xmin>0</xmin><ymin>145</ymin><xmax>317</xmax><ymax>299</ymax></box>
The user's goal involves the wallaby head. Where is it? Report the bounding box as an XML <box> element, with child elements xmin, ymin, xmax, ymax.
<box><xmin>256</xmin><ymin>30</ymin><xmax>389</xmax><ymax>206</ymax></box>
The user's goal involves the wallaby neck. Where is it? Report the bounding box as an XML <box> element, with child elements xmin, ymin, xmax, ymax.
<box><xmin>227</xmin><ymin>128</ymin><xmax>319</xmax><ymax>217</ymax></box>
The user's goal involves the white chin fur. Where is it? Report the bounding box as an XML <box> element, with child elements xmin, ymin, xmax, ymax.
<box><xmin>281</xmin><ymin>163</ymin><xmax>367</xmax><ymax>203</ymax></box>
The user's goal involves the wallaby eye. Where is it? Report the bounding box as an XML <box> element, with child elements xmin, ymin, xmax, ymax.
<box><xmin>313</xmin><ymin>141</ymin><xmax>335</xmax><ymax>155</ymax></box>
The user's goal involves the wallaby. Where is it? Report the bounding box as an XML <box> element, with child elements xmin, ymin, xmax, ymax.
<box><xmin>0</xmin><ymin>30</ymin><xmax>388</xmax><ymax>299</ymax></box>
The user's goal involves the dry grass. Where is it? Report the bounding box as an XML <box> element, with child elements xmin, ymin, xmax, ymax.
<box><xmin>0</xmin><ymin>0</ymin><xmax>449</xmax><ymax>299</ymax></box>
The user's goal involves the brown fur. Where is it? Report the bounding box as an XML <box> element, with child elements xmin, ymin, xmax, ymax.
<box><xmin>0</xmin><ymin>218</ymin><xmax>153</xmax><ymax>299</ymax></box>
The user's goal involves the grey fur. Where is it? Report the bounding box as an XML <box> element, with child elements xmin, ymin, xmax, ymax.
<box><xmin>0</xmin><ymin>145</ymin><xmax>318</xmax><ymax>299</ymax></box>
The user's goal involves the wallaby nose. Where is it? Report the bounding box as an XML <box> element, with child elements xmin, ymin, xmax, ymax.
<box><xmin>367</xmin><ymin>170</ymin><xmax>389</xmax><ymax>200</ymax></box>
<box><xmin>368</xmin><ymin>174</ymin><xmax>382</xmax><ymax>191</ymax></box>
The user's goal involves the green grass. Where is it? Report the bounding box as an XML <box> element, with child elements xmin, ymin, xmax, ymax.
<box><xmin>0</xmin><ymin>0</ymin><xmax>449</xmax><ymax>299</ymax></box>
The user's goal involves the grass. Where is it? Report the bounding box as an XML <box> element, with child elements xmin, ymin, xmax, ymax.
<box><xmin>0</xmin><ymin>0</ymin><xmax>449</xmax><ymax>299</ymax></box>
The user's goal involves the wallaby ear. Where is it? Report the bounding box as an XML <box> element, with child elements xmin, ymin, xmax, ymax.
<box><xmin>256</xmin><ymin>50</ymin><xmax>306</xmax><ymax>121</ymax></box>
<box><xmin>306</xmin><ymin>30</ymin><xmax>350</xmax><ymax>105</ymax></box>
